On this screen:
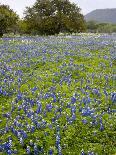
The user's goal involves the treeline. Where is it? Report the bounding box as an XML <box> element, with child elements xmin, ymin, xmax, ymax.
<box><xmin>0</xmin><ymin>0</ymin><xmax>116</xmax><ymax>37</ymax></box>
<box><xmin>0</xmin><ymin>0</ymin><xmax>86</xmax><ymax>37</ymax></box>
<box><xmin>86</xmin><ymin>21</ymin><xmax>116</xmax><ymax>33</ymax></box>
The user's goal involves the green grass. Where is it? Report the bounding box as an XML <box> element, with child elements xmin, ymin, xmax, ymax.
<box><xmin>0</xmin><ymin>34</ymin><xmax>116</xmax><ymax>155</ymax></box>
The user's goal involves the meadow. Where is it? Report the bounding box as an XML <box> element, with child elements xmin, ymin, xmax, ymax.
<box><xmin>0</xmin><ymin>33</ymin><xmax>116</xmax><ymax>155</ymax></box>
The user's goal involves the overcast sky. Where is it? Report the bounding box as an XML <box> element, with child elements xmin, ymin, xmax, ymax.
<box><xmin>0</xmin><ymin>0</ymin><xmax>116</xmax><ymax>17</ymax></box>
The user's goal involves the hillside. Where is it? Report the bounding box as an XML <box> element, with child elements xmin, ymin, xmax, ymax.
<box><xmin>85</xmin><ymin>8</ymin><xmax>116</xmax><ymax>24</ymax></box>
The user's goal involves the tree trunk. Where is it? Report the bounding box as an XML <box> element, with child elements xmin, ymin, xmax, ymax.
<box><xmin>0</xmin><ymin>31</ymin><xmax>3</xmax><ymax>37</ymax></box>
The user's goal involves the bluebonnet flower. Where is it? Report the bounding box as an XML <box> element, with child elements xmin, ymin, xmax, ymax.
<box><xmin>37</xmin><ymin>122</ymin><xmax>41</xmax><ymax>129</ymax></box>
<box><xmin>17</xmin><ymin>91</ymin><xmax>22</xmax><ymax>100</ymax></box>
<box><xmin>31</xmin><ymin>125</ymin><xmax>35</xmax><ymax>133</ymax></box>
<box><xmin>31</xmin><ymin>86</ymin><xmax>38</xmax><ymax>94</ymax></box>
<box><xmin>92</xmin><ymin>73</ymin><xmax>95</xmax><ymax>79</ymax></box>
<box><xmin>20</xmin><ymin>137</ymin><xmax>23</xmax><ymax>146</ymax></box>
<box><xmin>46</xmin><ymin>104</ymin><xmax>53</xmax><ymax>112</ymax></box>
<box><xmin>82</xmin><ymin>118</ymin><xmax>87</xmax><ymax>125</ymax></box>
<box><xmin>100</xmin><ymin>123</ymin><xmax>104</xmax><ymax>131</ymax></box>
<box><xmin>81</xmin><ymin>150</ymin><xmax>85</xmax><ymax>155</ymax></box>
<box><xmin>58</xmin><ymin>144</ymin><xmax>62</xmax><ymax>155</ymax></box>
<box><xmin>40</xmin><ymin>147</ymin><xmax>44</xmax><ymax>153</ymax></box>
<box><xmin>72</xmin><ymin>114</ymin><xmax>76</xmax><ymax>121</ymax></box>
<box><xmin>30</xmin><ymin>99</ymin><xmax>34</xmax><ymax>107</ymax></box>
<box><xmin>27</xmin><ymin>146</ymin><xmax>31</xmax><ymax>154</ymax></box>
<box><xmin>92</xmin><ymin>88</ymin><xmax>99</xmax><ymax>95</ymax></box>
<box><xmin>87</xmin><ymin>151</ymin><xmax>94</xmax><ymax>155</ymax></box>
<box><xmin>44</xmin><ymin>131</ymin><xmax>48</xmax><ymax>136</ymax></box>
<box><xmin>67</xmin><ymin>102</ymin><xmax>71</xmax><ymax>108</ymax></box>
<box><xmin>4</xmin><ymin>79</ymin><xmax>7</xmax><ymax>84</ymax></box>
<box><xmin>71</xmin><ymin>105</ymin><xmax>76</xmax><ymax>113</ymax></box>
<box><xmin>1</xmin><ymin>142</ymin><xmax>9</xmax><ymax>153</ymax></box>
<box><xmin>8</xmin><ymin>138</ymin><xmax>12</xmax><ymax>149</ymax></box>
<box><xmin>110</xmin><ymin>62</ymin><xmax>113</xmax><ymax>67</ymax></box>
<box><xmin>71</xmin><ymin>96</ymin><xmax>76</xmax><ymax>104</ymax></box>
<box><xmin>7</xmin><ymin>150</ymin><xmax>12</xmax><ymax>155</ymax></box>
<box><xmin>56</xmin><ymin>125</ymin><xmax>60</xmax><ymax>132</ymax></box>
<box><xmin>4</xmin><ymin>125</ymin><xmax>9</xmax><ymax>133</ymax></box>
<box><xmin>111</xmin><ymin>92</ymin><xmax>116</xmax><ymax>104</ymax></box>
<box><xmin>48</xmin><ymin>148</ymin><xmax>53</xmax><ymax>155</ymax></box>
<box><xmin>2</xmin><ymin>112</ymin><xmax>11</xmax><ymax>118</ymax></box>
<box><xmin>52</xmin><ymin>117</ymin><xmax>55</xmax><ymax>123</ymax></box>
<box><xmin>34</xmin><ymin>143</ymin><xmax>38</xmax><ymax>155</ymax></box>
<box><xmin>36</xmin><ymin>100</ymin><xmax>42</xmax><ymax>114</ymax></box>
<box><xmin>22</xmin><ymin>131</ymin><xmax>27</xmax><ymax>139</ymax></box>
<box><xmin>41</xmin><ymin>119</ymin><xmax>46</xmax><ymax>128</ymax></box>
<box><xmin>112</xmin><ymin>109</ymin><xmax>116</xmax><ymax>113</ymax></box>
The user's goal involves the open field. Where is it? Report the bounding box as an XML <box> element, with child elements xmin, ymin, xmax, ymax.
<box><xmin>0</xmin><ymin>34</ymin><xmax>116</xmax><ymax>155</ymax></box>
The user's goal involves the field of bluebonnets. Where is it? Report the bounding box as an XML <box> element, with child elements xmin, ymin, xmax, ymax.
<box><xmin>0</xmin><ymin>33</ymin><xmax>116</xmax><ymax>155</ymax></box>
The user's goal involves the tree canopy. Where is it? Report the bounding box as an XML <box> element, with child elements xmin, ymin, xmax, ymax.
<box><xmin>0</xmin><ymin>4</ymin><xmax>19</xmax><ymax>37</ymax></box>
<box><xmin>24</xmin><ymin>0</ymin><xmax>86</xmax><ymax>35</ymax></box>
<box><xmin>86</xmin><ymin>20</ymin><xmax>116</xmax><ymax>33</ymax></box>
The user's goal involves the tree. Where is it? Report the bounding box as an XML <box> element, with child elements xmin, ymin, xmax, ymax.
<box><xmin>0</xmin><ymin>4</ymin><xmax>19</xmax><ymax>37</ymax></box>
<box><xmin>24</xmin><ymin>0</ymin><xmax>86</xmax><ymax>35</ymax></box>
<box><xmin>17</xmin><ymin>20</ymin><xmax>29</xmax><ymax>35</ymax></box>
<box><xmin>86</xmin><ymin>21</ymin><xmax>98</xmax><ymax>32</ymax></box>
<box><xmin>86</xmin><ymin>21</ymin><xmax>116</xmax><ymax>33</ymax></box>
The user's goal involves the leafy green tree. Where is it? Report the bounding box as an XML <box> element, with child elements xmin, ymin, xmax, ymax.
<box><xmin>17</xmin><ymin>20</ymin><xmax>29</xmax><ymax>35</ymax></box>
<box><xmin>0</xmin><ymin>4</ymin><xmax>19</xmax><ymax>37</ymax></box>
<box><xmin>86</xmin><ymin>21</ymin><xmax>116</xmax><ymax>33</ymax></box>
<box><xmin>24</xmin><ymin>0</ymin><xmax>86</xmax><ymax>35</ymax></box>
<box><xmin>112</xmin><ymin>24</ymin><xmax>116</xmax><ymax>32</ymax></box>
<box><xmin>86</xmin><ymin>21</ymin><xmax>98</xmax><ymax>32</ymax></box>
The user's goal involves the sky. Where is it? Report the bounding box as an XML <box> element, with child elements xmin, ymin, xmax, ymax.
<box><xmin>0</xmin><ymin>0</ymin><xmax>116</xmax><ymax>18</ymax></box>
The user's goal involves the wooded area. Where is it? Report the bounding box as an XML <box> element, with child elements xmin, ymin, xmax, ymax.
<box><xmin>0</xmin><ymin>0</ymin><xmax>116</xmax><ymax>37</ymax></box>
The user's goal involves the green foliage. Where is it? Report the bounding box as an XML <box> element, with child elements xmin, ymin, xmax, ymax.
<box><xmin>97</xmin><ymin>23</ymin><xmax>116</xmax><ymax>33</ymax></box>
<box><xmin>0</xmin><ymin>34</ymin><xmax>115</xmax><ymax>154</ymax></box>
<box><xmin>24</xmin><ymin>0</ymin><xmax>86</xmax><ymax>35</ymax></box>
<box><xmin>17</xmin><ymin>20</ymin><xmax>29</xmax><ymax>34</ymax></box>
<box><xmin>86</xmin><ymin>21</ymin><xmax>98</xmax><ymax>32</ymax></box>
<box><xmin>0</xmin><ymin>4</ymin><xmax>19</xmax><ymax>37</ymax></box>
<box><xmin>86</xmin><ymin>20</ymin><xmax>116</xmax><ymax>33</ymax></box>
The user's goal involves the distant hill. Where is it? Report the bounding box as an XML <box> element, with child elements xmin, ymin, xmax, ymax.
<box><xmin>85</xmin><ymin>8</ymin><xmax>116</xmax><ymax>24</ymax></box>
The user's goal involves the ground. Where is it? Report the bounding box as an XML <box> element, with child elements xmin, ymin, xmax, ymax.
<box><xmin>0</xmin><ymin>33</ymin><xmax>116</xmax><ymax>155</ymax></box>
